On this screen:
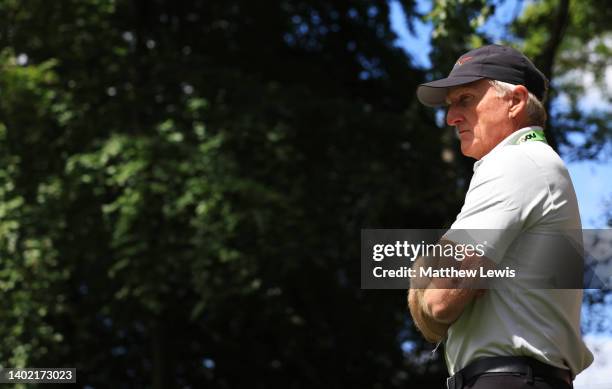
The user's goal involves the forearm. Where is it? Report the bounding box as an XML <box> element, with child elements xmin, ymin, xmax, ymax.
<box><xmin>410</xmin><ymin>247</ymin><xmax>488</xmax><ymax>325</ymax></box>
<box><xmin>407</xmin><ymin>253</ymin><xmax>486</xmax><ymax>341</ymax></box>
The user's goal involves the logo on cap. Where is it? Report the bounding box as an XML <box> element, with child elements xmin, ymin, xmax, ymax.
<box><xmin>455</xmin><ymin>56</ymin><xmax>473</xmax><ymax>66</ymax></box>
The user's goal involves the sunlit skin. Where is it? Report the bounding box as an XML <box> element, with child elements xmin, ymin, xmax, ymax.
<box><xmin>446</xmin><ymin>79</ymin><xmax>529</xmax><ymax>160</ymax></box>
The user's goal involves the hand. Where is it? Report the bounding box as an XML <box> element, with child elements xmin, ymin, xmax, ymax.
<box><xmin>408</xmin><ymin>288</ymin><xmax>450</xmax><ymax>343</ymax></box>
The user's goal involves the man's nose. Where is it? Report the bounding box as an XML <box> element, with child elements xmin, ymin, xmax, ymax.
<box><xmin>446</xmin><ymin>106</ymin><xmax>462</xmax><ymax>126</ymax></box>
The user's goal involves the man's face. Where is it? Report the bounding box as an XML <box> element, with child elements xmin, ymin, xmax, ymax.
<box><xmin>446</xmin><ymin>80</ymin><xmax>513</xmax><ymax>159</ymax></box>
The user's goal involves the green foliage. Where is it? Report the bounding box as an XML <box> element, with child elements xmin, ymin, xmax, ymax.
<box><xmin>511</xmin><ymin>0</ymin><xmax>611</xmax><ymax>158</ymax></box>
<box><xmin>0</xmin><ymin>50</ymin><xmax>70</xmax><ymax>372</ymax></box>
<box><xmin>0</xmin><ymin>1</ymin><xmax>460</xmax><ymax>387</ymax></box>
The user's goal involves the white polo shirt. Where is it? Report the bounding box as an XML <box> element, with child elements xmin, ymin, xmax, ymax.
<box><xmin>443</xmin><ymin>126</ymin><xmax>593</xmax><ymax>376</ymax></box>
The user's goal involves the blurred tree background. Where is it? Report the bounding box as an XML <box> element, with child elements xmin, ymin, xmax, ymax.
<box><xmin>0</xmin><ymin>0</ymin><xmax>609</xmax><ymax>388</ymax></box>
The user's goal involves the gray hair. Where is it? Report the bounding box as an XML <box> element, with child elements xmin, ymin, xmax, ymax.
<box><xmin>488</xmin><ymin>80</ymin><xmax>547</xmax><ymax>127</ymax></box>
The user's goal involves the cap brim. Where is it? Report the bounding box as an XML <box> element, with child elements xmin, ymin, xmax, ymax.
<box><xmin>416</xmin><ymin>76</ymin><xmax>485</xmax><ymax>107</ymax></box>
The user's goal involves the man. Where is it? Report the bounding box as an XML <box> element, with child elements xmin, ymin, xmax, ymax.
<box><xmin>408</xmin><ymin>45</ymin><xmax>593</xmax><ymax>388</ymax></box>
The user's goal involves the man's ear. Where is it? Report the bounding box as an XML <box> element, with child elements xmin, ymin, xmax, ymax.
<box><xmin>509</xmin><ymin>85</ymin><xmax>529</xmax><ymax>119</ymax></box>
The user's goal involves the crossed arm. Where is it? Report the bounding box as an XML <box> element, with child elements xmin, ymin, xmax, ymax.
<box><xmin>407</xmin><ymin>249</ymin><xmax>492</xmax><ymax>343</ymax></box>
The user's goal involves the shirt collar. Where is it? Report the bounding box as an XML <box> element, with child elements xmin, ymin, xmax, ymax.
<box><xmin>472</xmin><ymin>126</ymin><xmax>543</xmax><ymax>172</ymax></box>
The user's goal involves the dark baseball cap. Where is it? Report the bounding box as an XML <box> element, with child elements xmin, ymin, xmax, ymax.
<box><xmin>416</xmin><ymin>44</ymin><xmax>548</xmax><ymax>107</ymax></box>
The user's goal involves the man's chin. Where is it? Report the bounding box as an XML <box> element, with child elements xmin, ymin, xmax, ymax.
<box><xmin>460</xmin><ymin>144</ymin><xmax>480</xmax><ymax>160</ymax></box>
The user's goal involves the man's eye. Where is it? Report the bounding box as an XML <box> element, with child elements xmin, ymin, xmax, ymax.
<box><xmin>459</xmin><ymin>96</ymin><xmax>472</xmax><ymax>105</ymax></box>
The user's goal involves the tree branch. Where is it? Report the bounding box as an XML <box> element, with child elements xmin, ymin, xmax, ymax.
<box><xmin>539</xmin><ymin>0</ymin><xmax>570</xmax><ymax>151</ymax></box>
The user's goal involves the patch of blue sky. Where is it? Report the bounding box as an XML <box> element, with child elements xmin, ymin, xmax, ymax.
<box><xmin>574</xmin><ymin>333</ymin><xmax>612</xmax><ymax>388</ymax></box>
<box><xmin>476</xmin><ymin>0</ymin><xmax>525</xmax><ymax>43</ymax></box>
<box><xmin>389</xmin><ymin>0</ymin><xmax>432</xmax><ymax>68</ymax></box>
